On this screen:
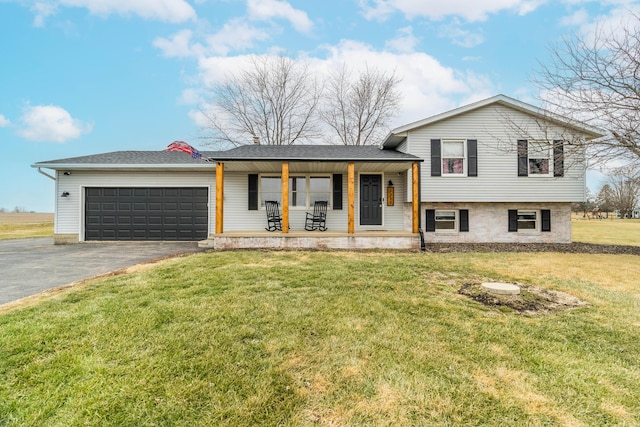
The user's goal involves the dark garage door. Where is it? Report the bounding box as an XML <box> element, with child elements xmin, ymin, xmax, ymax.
<box><xmin>85</xmin><ymin>187</ymin><xmax>209</xmax><ymax>241</ymax></box>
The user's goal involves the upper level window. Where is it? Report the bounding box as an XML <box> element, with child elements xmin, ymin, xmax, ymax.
<box><xmin>442</xmin><ymin>140</ymin><xmax>465</xmax><ymax>175</ymax></box>
<box><xmin>528</xmin><ymin>142</ymin><xmax>550</xmax><ymax>175</ymax></box>
<box><xmin>518</xmin><ymin>140</ymin><xmax>563</xmax><ymax>177</ymax></box>
<box><xmin>431</xmin><ymin>139</ymin><xmax>477</xmax><ymax>177</ymax></box>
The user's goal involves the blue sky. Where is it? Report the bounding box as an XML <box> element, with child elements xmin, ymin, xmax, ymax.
<box><xmin>0</xmin><ymin>0</ymin><xmax>633</xmax><ymax>212</ymax></box>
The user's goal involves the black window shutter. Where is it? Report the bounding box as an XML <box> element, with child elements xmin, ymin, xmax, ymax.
<box><xmin>517</xmin><ymin>140</ymin><xmax>528</xmax><ymax>177</ymax></box>
<box><xmin>467</xmin><ymin>140</ymin><xmax>477</xmax><ymax>177</ymax></box>
<box><xmin>333</xmin><ymin>174</ymin><xmax>343</xmax><ymax>210</ymax></box>
<box><xmin>459</xmin><ymin>209</ymin><xmax>469</xmax><ymax>232</ymax></box>
<box><xmin>248</xmin><ymin>174</ymin><xmax>258</xmax><ymax>210</ymax></box>
<box><xmin>425</xmin><ymin>209</ymin><xmax>436</xmax><ymax>232</ymax></box>
<box><xmin>508</xmin><ymin>209</ymin><xmax>518</xmax><ymax>232</ymax></box>
<box><xmin>553</xmin><ymin>140</ymin><xmax>564</xmax><ymax>177</ymax></box>
<box><xmin>431</xmin><ymin>139</ymin><xmax>441</xmax><ymax>176</ymax></box>
<box><xmin>541</xmin><ymin>209</ymin><xmax>551</xmax><ymax>232</ymax></box>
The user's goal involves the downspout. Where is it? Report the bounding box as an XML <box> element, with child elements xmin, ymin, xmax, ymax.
<box><xmin>37</xmin><ymin>168</ymin><xmax>56</xmax><ymax>181</ymax></box>
<box><xmin>417</xmin><ymin>162</ymin><xmax>425</xmax><ymax>252</ymax></box>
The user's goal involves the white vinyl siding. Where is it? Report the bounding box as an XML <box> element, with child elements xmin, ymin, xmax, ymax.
<box><xmin>55</xmin><ymin>170</ymin><xmax>215</xmax><ymax>239</ymax></box>
<box><xmin>407</xmin><ymin>104</ymin><xmax>586</xmax><ymax>203</ymax></box>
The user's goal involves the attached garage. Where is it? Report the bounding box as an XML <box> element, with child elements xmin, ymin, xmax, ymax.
<box><xmin>85</xmin><ymin>187</ymin><xmax>209</xmax><ymax>241</ymax></box>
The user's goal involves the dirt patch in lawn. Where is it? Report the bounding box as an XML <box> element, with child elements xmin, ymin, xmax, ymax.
<box><xmin>458</xmin><ymin>282</ymin><xmax>589</xmax><ymax>316</ymax></box>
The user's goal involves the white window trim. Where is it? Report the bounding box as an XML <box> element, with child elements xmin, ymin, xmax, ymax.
<box><xmin>435</xmin><ymin>209</ymin><xmax>458</xmax><ymax>233</ymax></box>
<box><xmin>441</xmin><ymin>139</ymin><xmax>467</xmax><ymax>177</ymax></box>
<box><xmin>259</xmin><ymin>174</ymin><xmax>333</xmax><ymax>210</ymax></box>
<box><xmin>516</xmin><ymin>209</ymin><xmax>540</xmax><ymax>233</ymax></box>
<box><xmin>527</xmin><ymin>141</ymin><xmax>552</xmax><ymax>177</ymax></box>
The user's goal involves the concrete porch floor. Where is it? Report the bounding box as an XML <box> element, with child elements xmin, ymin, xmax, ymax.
<box><xmin>199</xmin><ymin>230</ymin><xmax>421</xmax><ymax>250</ymax></box>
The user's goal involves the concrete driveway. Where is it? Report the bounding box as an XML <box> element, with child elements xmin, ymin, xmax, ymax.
<box><xmin>0</xmin><ymin>238</ymin><xmax>206</xmax><ymax>306</ymax></box>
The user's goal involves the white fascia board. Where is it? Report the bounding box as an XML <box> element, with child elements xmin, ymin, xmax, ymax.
<box><xmin>30</xmin><ymin>163</ymin><xmax>216</xmax><ymax>170</ymax></box>
<box><xmin>382</xmin><ymin>94</ymin><xmax>607</xmax><ymax>146</ymax></box>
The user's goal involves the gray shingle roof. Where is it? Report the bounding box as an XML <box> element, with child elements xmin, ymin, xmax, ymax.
<box><xmin>33</xmin><ymin>146</ymin><xmax>421</xmax><ymax>169</ymax></box>
<box><xmin>211</xmin><ymin>145</ymin><xmax>421</xmax><ymax>162</ymax></box>
<box><xmin>34</xmin><ymin>151</ymin><xmax>221</xmax><ymax>166</ymax></box>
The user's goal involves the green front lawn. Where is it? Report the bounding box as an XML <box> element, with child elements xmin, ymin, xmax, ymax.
<box><xmin>1</xmin><ymin>251</ymin><xmax>639</xmax><ymax>426</ymax></box>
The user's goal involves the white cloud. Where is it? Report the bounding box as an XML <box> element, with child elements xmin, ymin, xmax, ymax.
<box><xmin>189</xmin><ymin>40</ymin><xmax>495</xmax><ymax>128</ymax></box>
<box><xmin>154</xmin><ymin>19</ymin><xmax>271</xmax><ymax>58</ymax></box>
<box><xmin>559</xmin><ymin>8</ymin><xmax>589</xmax><ymax>27</ymax></box>
<box><xmin>247</xmin><ymin>0</ymin><xmax>313</xmax><ymax>33</ymax></box>
<box><xmin>154</xmin><ymin>29</ymin><xmax>202</xmax><ymax>58</ymax></box>
<box><xmin>438</xmin><ymin>19</ymin><xmax>484</xmax><ymax>47</ymax></box>
<box><xmin>385</xmin><ymin>26</ymin><xmax>420</xmax><ymax>53</ymax></box>
<box><xmin>575</xmin><ymin>4</ymin><xmax>640</xmax><ymax>41</ymax></box>
<box><xmin>360</xmin><ymin>0</ymin><xmax>544</xmax><ymax>22</ymax></box>
<box><xmin>0</xmin><ymin>114</ymin><xmax>10</xmax><ymax>127</ymax></box>
<box><xmin>32</xmin><ymin>2</ymin><xmax>58</xmax><ymax>27</ymax></box>
<box><xmin>17</xmin><ymin>105</ymin><xmax>92</xmax><ymax>143</ymax></box>
<box><xmin>204</xmin><ymin>19</ymin><xmax>271</xmax><ymax>55</ymax></box>
<box><xmin>31</xmin><ymin>0</ymin><xmax>196</xmax><ymax>25</ymax></box>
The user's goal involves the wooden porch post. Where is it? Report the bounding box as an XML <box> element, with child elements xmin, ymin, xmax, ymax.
<box><xmin>282</xmin><ymin>162</ymin><xmax>289</xmax><ymax>233</ymax></box>
<box><xmin>348</xmin><ymin>162</ymin><xmax>355</xmax><ymax>234</ymax></box>
<box><xmin>215</xmin><ymin>161</ymin><xmax>224</xmax><ymax>234</ymax></box>
<box><xmin>412</xmin><ymin>161</ymin><xmax>419</xmax><ymax>233</ymax></box>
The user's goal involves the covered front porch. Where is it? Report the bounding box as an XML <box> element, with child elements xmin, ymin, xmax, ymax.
<box><xmin>202</xmin><ymin>145</ymin><xmax>423</xmax><ymax>249</ymax></box>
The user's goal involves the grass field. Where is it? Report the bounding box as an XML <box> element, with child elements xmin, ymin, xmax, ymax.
<box><xmin>572</xmin><ymin>217</ymin><xmax>640</xmax><ymax>246</ymax></box>
<box><xmin>1</xmin><ymin>250</ymin><xmax>639</xmax><ymax>426</ymax></box>
<box><xmin>0</xmin><ymin>213</ymin><xmax>53</xmax><ymax>240</ymax></box>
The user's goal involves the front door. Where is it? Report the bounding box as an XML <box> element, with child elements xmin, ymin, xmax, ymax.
<box><xmin>360</xmin><ymin>174</ymin><xmax>382</xmax><ymax>225</ymax></box>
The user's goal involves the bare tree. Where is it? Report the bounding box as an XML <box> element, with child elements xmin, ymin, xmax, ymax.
<box><xmin>321</xmin><ymin>65</ymin><xmax>401</xmax><ymax>145</ymax></box>
<box><xmin>202</xmin><ymin>56</ymin><xmax>322</xmax><ymax>146</ymax></box>
<box><xmin>603</xmin><ymin>166</ymin><xmax>640</xmax><ymax>218</ymax></box>
<box><xmin>573</xmin><ymin>187</ymin><xmax>596</xmax><ymax>215</ymax></box>
<box><xmin>596</xmin><ymin>183</ymin><xmax>616</xmax><ymax>215</ymax></box>
<box><xmin>534</xmin><ymin>13</ymin><xmax>640</xmax><ymax>166</ymax></box>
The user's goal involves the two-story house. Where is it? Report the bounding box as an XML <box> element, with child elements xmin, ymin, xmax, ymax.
<box><xmin>33</xmin><ymin>95</ymin><xmax>605</xmax><ymax>248</ymax></box>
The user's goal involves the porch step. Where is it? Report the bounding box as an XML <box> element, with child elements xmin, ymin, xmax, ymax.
<box><xmin>199</xmin><ymin>233</ymin><xmax>420</xmax><ymax>250</ymax></box>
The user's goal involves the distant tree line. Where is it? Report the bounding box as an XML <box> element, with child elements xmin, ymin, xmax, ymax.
<box><xmin>574</xmin><ymin>166</ymin><xmax>640</xmax><ymax>218</ymax></box>
<box><xmin>0</xmin><ymin>207</ymin><xmax>33</xmax><ymax>213</ymax></box>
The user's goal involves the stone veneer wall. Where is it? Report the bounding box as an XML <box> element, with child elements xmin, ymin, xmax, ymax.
<box><xmin>405</xmin><ymin>202</ymin><xmax>572</xmax><ymax>243</ymax></box>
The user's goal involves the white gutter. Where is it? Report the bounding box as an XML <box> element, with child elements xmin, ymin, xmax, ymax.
<box><xmin>37</xmin><ymin>167</ymin><xmax>56</xmax><ymax>181</ymax></box>
<box><xmin>31</xmin><ymin>163</ymin><xmax>216</xmax><ymax>170</ymax></box>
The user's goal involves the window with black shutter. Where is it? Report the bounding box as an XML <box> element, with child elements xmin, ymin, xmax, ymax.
<box><xmin>248</xmin><ymin>174</ymin><xmax>258</xmax><ymax>210</ymax></box>
<box><xmin>508</xmin><ymin>209</ymin><xmax>518</xmax><ymax>231</ymax></box>
<box><xmin>467</xmin><ymin>140</ymin><xmax>477</xmax><ymax>177</ymax></box>
<box><xmin>425</xmin><ymin>209</ymin><xmax>436</xmax><ymax>232</ymax></box>
<box><xmin>553</xmin><ymin>140</ymin><xmax>564</xmax><ymax>177</ymax></box>
<box><xmin>333</xmin><ymin>174</ymin><xmax>343</xmax><ymax>210</ymax></box>
<box><xmin>517</xmin><ymin>140</ymin><xmax>528</xmax><ymax>176</ymax></box>
<box><xmin>459</xmin><ymin>209</ymin><xmax>469</xmax><ymax>232</ymax></box>
<box><xmin>430</xmin><ymin>139</ymin><xmax>441</xmax><ymax>176</ymax></box>
<box><xmin>541</xmin><ymin>209</ymin><xmax>551</xmax><ymax>231</ymax></box>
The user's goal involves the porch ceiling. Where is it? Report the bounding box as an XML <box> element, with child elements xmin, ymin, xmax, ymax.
<box><xmin>221</xmin><ymin>161</ymin><xmax>414</xmax><ymax>173</ymax></box>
